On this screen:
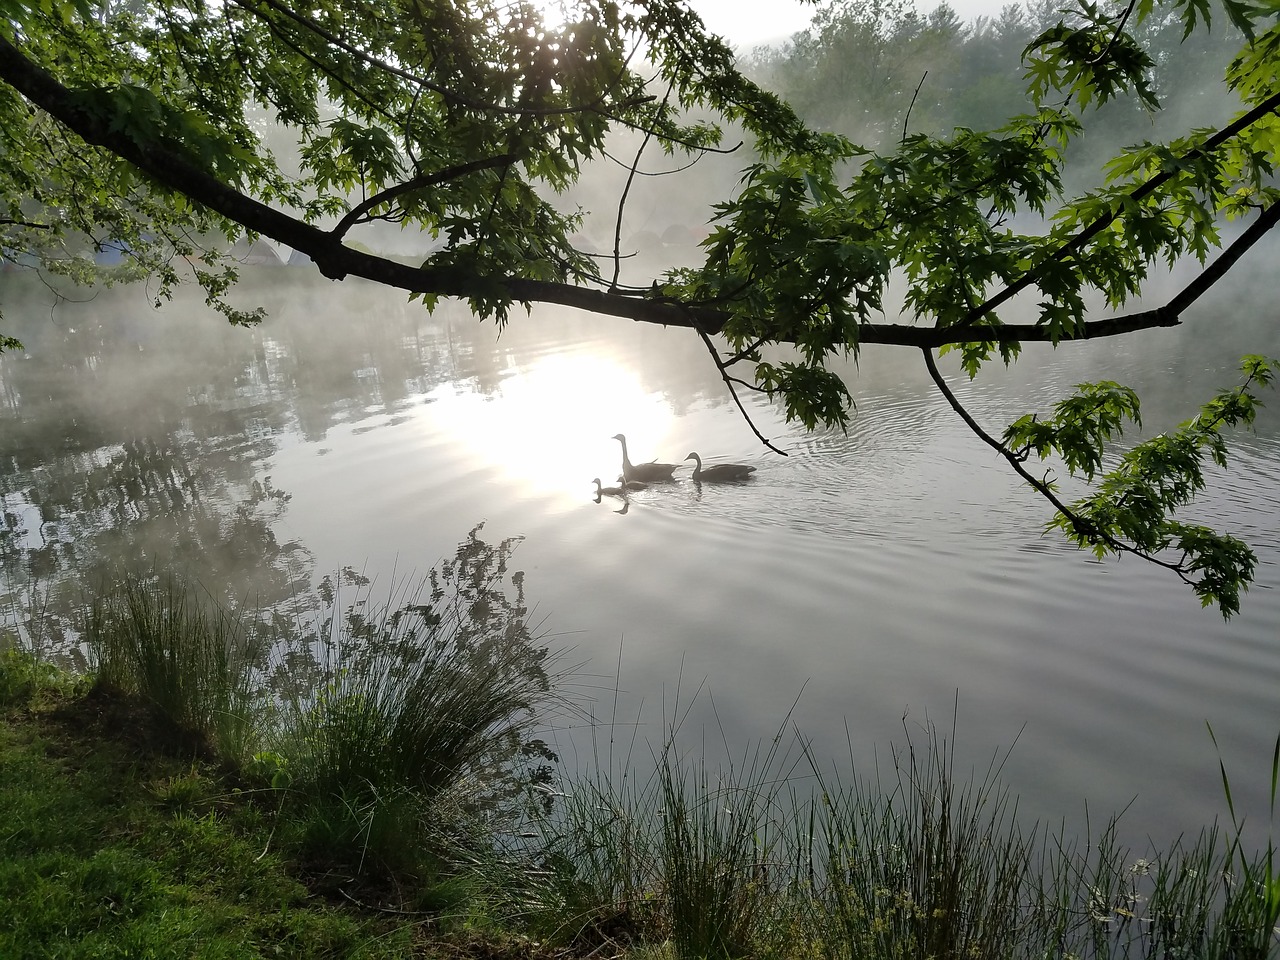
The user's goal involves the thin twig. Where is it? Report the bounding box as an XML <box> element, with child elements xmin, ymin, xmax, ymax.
<box><xmin>696</xmin><ymin>326</ymin><xmax>787</xmax><ymax>455</ymax></box>
<box><xmin>331</xmin><ymin>153</ymin><xmax>517</xmax><ymax>238</ymax></box>
<box><xmin>901</xmin><ymin>71</ymin><xmax>927</xmax><ymax>144</ymax></box>
<box><xmin>611</xmin><ymin>85</ymin><xmax>673</xmax><ymax>290</ymax></box>
<box><xmin>919</xmin><ymin>345</ymin><xmax>1189</xmax><ymax>581</ymax></box>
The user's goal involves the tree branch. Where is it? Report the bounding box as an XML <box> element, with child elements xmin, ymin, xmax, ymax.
<box><xmin>229</xmin><ymin>0</ymin><xmax>652</xmax><ymax>119</ymax></box>
<box><xmin>958</xmin><ymin>89</ymin><xmax>1280</xmax><ymax>328</ymax></box>
<box><xmin>331</xmin><ymin>154</ymin><xmax>517</xmax><ymax>238</ymax></box>
<box><xmin>1</xmin><ymin>218</ymin><xmax>55</xmax><ymax>230</ymax></box>
<box><xmin>0</xmin><ymin>32</ymin><xmax>1267</xmax><ymax>353</ymax></box>
<box><xmin>919</xmin><ymin>345</ymin><xmax>1190</xmax><ymax>581</ymax></box>
<box><xmin>695</xmin><ymin>326</ymin><xmax>787</xmax><ymax>455</ymax></box>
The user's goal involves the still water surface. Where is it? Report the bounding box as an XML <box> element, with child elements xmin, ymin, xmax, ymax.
<box><xmin>2</xmin><ymin>262</ymin><xmax>1278</xmax><ymax>848</ymax></box>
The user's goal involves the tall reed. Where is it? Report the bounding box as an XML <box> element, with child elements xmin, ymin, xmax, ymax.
<box><xmin>528</xmin><ymin>693</ymin><xmax>800</xmax><ymax>959</ymax></box>
<box><xmin>800</xmin><ymin>727</ymin><xmax>1036</xmax><ymax>960</ymax></box>
<box><xmin>534</xmin><ymin>707</ymin><xmax>1280</xmax><ymax>960</ymax></box>
<box><xmin>656</xmin><ymin>742</ymin><xmax>790</xmax><ymax>960</ymax></box>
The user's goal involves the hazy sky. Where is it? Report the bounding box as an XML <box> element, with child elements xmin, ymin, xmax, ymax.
<box><xmin>690</xmin><ymin>0</ymin><xmax>1009</xmax><ymax>47</ymax></box>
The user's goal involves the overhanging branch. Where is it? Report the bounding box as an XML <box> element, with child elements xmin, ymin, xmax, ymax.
<box><xmin>0</xmin><ymin>32</ymin><xmax>1265</xmax><ymax>353</ymax></box>
<box><xmin>958</xmin><ymin>89</ymin><xmax>1280</xmax><ymax>328</ymax></box>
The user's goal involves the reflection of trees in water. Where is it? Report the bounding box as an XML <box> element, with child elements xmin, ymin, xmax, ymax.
<box><xmin>0</xmin><ymin>274</ymin><xmax>571</xmax><ymax>655</ymax></box>
<box><xmin>0</xmin><ymin>427</ymin><xmax>309</xmax><ymax>663</ymax></box>
<box><xmin>0</xmin><ymin>278</ymin><xmax>314</xmax><ymax>656</ymax></box>
<box><xmin>0</xmin><ymin>268</ymin><xmax>766</xmax><ymax>658</ymax></box>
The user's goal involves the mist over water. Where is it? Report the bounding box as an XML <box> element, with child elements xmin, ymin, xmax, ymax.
<box><xmin>2</xmin><ymin>246</ymin><xmax>1278</xmax><ymax>851</ymax></box>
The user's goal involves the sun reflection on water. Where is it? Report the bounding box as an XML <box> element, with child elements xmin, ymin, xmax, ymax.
<box><xmin>424</xmin><ymin>351</ymin><xmax>675</xmax><ymax>497</ymax></box>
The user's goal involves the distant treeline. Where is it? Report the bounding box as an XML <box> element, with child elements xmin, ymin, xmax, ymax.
<box><xmin>746</xmin><ymin>0</ymin><xmax>1245</xmax><ymax>190</ymax></box>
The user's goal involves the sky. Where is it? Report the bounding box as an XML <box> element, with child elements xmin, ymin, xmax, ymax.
<box><xmin>688</xmin><ymin>0</ymin><xmax>1009</xmax><ymax>48</ymax></box>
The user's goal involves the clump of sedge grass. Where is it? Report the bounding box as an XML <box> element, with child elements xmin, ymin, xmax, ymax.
<box><xmin>531</xmin><ymin>702</ymin><xmax>1280</xmax><ymax>960</ymax></box>
<box><xmin>276</xmin><ymin>528</ymin><xmax>561</xmax><ymax>878</ymax></box>
<box><xmin>799</xmin><ymin>723</ymin><xmax>1036</xmax><ymax>960</ymax></box>
<box><xmin>1039</xmin><ymin>728</ymin><xmax>1280</xmax><ymax>960</ymax></box>
<box><xmin>527</xmin><ymin>689</ymin><xmax>800</xmax><ymax>960</ymax></box>
<box><xmin>84</xmin><ymin>573</ymin><xmax>261</xmax><ymax>758</ymax></box>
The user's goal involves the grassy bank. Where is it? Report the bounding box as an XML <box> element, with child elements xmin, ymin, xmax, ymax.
<box><xmin>0</xmin><ymin>662</ymin><xmax>431</xmax><ymax>958</ymax></box>
<box><xmin>2</xmin><ymin>545</ymin><xmax>1278</xmax><ymax>958</ymax></box>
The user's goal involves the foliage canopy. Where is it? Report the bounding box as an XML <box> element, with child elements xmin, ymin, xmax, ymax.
<box><xmin>1</xmin><ymin>0</ymin><xmax>1278</xmax><ymax>613</ymax></box>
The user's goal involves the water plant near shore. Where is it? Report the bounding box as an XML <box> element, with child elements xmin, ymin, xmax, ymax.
<box><xmin>276</xmin><ymin>543</ymin><xmax>562</xmax><ymax>876</ymax></box>
<box><xmin>522</xmin><ymin>710</ymin><xmax>1280</xmax><ymax>960</ymax></box>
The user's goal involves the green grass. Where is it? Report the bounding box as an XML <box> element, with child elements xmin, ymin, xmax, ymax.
<box><xmin>274</xmin><ymin>573</ymin><xmax>558</xmax><ymax>879</ymax></box>
<box><xmin>523</xmin><ymin>710</ymin><xmax>1280</xmax><ymax>960</ymax></box>
<box><xmin>0</xmin><ymin>685</ymin><xmax>420</xmax><ymax>959</ymax></box>
<box><xmin>5</xmin><ymin>645</ymin><xmax>1280</xmax><ymax>959</ymax></box>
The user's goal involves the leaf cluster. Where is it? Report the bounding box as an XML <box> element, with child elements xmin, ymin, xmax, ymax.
<box><xmin>1007</xmin><ymin>356</ymin><xmax>1278</xmax><ymax>616</ymax></box>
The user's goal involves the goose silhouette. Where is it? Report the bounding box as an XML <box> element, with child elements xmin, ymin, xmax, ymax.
<box><xmin>592</xmin><ymin>476</ymin><xmax>650</xmax><ymax>498</ymax></box>
<box><xmin>612</xmin><ymin>433</ymin><xmax>678</xmax><ymax>483</ymax></box>
<box><xmin>685</xmin><ymin>451</ymin><xmax>756</xmax><ymax>483</ymax></box>
<box><xmin>592</xmin><ymin>478</ymin><xmax>625</xmax><ymax>498</ymax></box>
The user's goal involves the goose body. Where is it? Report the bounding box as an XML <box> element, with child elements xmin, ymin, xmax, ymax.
<box><xmin>685</xmin><ymin>451</ymin><xmax>756</xmax><ymax>483</ymax></box>
<box><xmin>612</xmin><ymin>433</ymin><xmax>678</xmax><ymax>483</ymax></box>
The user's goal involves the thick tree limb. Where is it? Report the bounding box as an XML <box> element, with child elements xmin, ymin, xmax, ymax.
<box><xmin>0</xmin><ymin>32</ymin><xmax>1265</xmax><ymax>352</ymax></box>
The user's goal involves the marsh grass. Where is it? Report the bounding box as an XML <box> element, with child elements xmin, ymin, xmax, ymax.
<box><xmin>526</xmin><ymin>691</ymin><xmax>803</xmax><ymax>960</ymax></box>
<box><xmin>656</xmin><ymin>731</ymin><xmax>798</xmax><ymax>960</ymax></box>
<box><xmin>85</xmin><ymin>573</ymin><xmax>261</xmax><ymax>757</ymax></box>
<box><xmin>796</xmin><ymin>724</ymin><xmax>1041</xmax><ymax>960</ymax></box>
<box><xmin>275</xmin><ymin>529</ymin><xmax>562</xmax><ymax>877</ymax></box>
<box><xmin>794</xmin><ymin>719</ymin><xmax>1280</xmax><ymax>960</ymax></box>
<box><xmin>528</xmin><ymin>702</ymin><xmax>1280</xmax><ymax>960</ymax></box>
<box><xmin>9</xmin><ymin>534</ymin><xmax>1280</xmax><ymax>957</ymax></box>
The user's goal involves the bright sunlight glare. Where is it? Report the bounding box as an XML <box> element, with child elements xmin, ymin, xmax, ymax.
<box><xmin>522</xmin><ymin>0</ymin><xmax>571</xmax><ymax>30</ymax></box>
<box><xmin>424</xmin><ymin>352</ymin><xmax>674</xmax><ymax>499</ymax></box>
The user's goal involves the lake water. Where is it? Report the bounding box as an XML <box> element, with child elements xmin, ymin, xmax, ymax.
<box><xmin>2</xmin><ymin>257</ymin><xmax>1278</xmax><ymax>850</ymax></box>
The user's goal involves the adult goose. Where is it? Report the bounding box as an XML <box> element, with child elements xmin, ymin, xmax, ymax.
<box><xmin>685</xmin><ymin>451</ymin><xmax>756</xmax><ymax>483</ymax></box>
<box><xmin>612</xmin><ymin>433</ymin><xmax>678</xmax><ymax>483</ymax></box>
